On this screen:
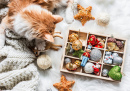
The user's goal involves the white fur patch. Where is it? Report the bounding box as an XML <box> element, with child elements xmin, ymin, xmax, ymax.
<box><xmin>13</xmin><ymin>14</ymin><xmax>34</xmax><ymax>40</ymax></box>
<box><xmin>13</xmin><ymin>4</ymin><xmax>52</xmax><ymax>41</ymax></box>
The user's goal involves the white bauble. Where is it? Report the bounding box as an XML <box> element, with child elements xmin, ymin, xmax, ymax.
<box><xmin>84</xmin><ymin>62</ymin><xmax>94</xmax><ymax>73</ymax></box>
<box><xmin>113</xmin><ymin>57</ymin><xmax>123</xmax><ymax>65</ymax></box>
<box><xmin>102</xmin><ymin>69</ymin><xmax>109</xmax><ymax>77</ymax></box>
<box><xmin>96</xmin><ymin>13</ymin><xmax>110</xmax><ymax>26</ymax></box>
<box><xmin>112</xmin><ymin>53</ymin><xmax>119</xmax><ymax>58</ymax></box>
<box><xmin>37</xmin><ymin>54</ymin><xmax>52</xmax><ymax>70</ymax></box>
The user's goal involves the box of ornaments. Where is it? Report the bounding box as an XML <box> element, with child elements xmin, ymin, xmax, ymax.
<box><xmin>60</xmin><ymin>30</ymin><xmax>127</xmax><ymax>82</ymax></box>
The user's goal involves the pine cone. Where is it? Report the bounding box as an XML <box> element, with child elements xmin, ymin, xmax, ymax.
<box><xmin>116</xmin><ymin>41</ymin><xmax>123</xmax><ymax>49</ymax></box>
<box><xmin>107</xmin><ymin>37</ymin><xmax>116</xmax><ymax>43</ymax></box>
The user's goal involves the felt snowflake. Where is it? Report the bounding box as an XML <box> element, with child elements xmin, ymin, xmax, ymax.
<box><xmin>74</xmin><ymin>4</ymin><xmax>95</xmax><ymax>26</ymax></box>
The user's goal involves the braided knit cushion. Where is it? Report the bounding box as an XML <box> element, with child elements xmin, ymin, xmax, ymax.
<box><xmin>0</xmin><ymin>30</ymin><xmax>39</xmax><ymax>91</ymax></box>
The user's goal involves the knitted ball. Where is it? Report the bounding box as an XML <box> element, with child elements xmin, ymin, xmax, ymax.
<box><xmin>96</xmin><ymin>13</ymin><xmax>110</xmax><ymax>26</ymax></box>
<box><xmin>90</xmin><ymin>49</ymin><xmax>102</xmax><ymax>61</ymax></box>
<box><xmin>37</xmin><ymin>54</ymin><xmax>52</xmax><ymax>70</ymax></box>
<box><xmin>84</xmin><ymin>62</ymin><xmax>94</xmax><ymax>73</ymax></box>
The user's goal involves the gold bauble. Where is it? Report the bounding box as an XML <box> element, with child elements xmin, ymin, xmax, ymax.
<box><xmin>72</xmin><ymin>40</ymin><xmax>82</xmax><ymax>51</ymax></box>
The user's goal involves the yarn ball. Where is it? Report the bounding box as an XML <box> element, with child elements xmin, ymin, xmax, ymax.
<box><xmin>113</xmin><ymin>56</ymin><xmax>123</xmax><ymax>65</ymax></box>
<box><xmin>96</xmin><ymin>13</ymin><xmax>110</xmax><ymax>26</ymax></box>
<box><xmin>102</xmin><ymin>69</ymin><xmax>109</xmax><ymax>77</ymax></box>
<box><xmin>65</xmin><ymin>58</ymin><xmax>71</xmax><ymax>64</ymax></box>
<box><xmin>84</xmin><ymin>62</ymin><xmax>94</xmax><ymax>73</ymax></box>
<box><xmin>90</xmin><ymin>49</ymin><xmax>102</xmax><ymax>61</ymax></box>
<box><xmin>37</xmin><ymin>54</ymin><xmax>52</xmax><ymax>70</ymax></box>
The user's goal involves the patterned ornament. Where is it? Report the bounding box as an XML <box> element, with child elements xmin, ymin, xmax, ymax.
<box><xmin>74</xmin><ymin>60</ymin><xmax>81</xmax><ymax>67</ymax></box>
<box><xmin>72</xmin><ymin>40</ymin><xmax>82</xmax><ymax>51</ymax></box>
<box><xmin>66</xmin><ymin>63</ymin><xmax>78</xmax><ymax>71</ymax></box>
<box><xmin>69</xmin><ymin>33</ymin><xmax>78</xmax><ymax>42</ymax></box>
<box><xmin>74</xmin><ymin>4</ymin><xmax>95</xmax><ymax>26</ymax></box>
<box><xmin>102</xmin><ymin>69</ymin><xmax>109</xmax><ymax>77</ymax></box>
<box><xmin>116</xmin><ymin>41</ymin><xmax>123</xmax><ymax>49</ymax></box>
<box><xmin>108</xmin><ymin>66</ymin><xmax>122</xmax><ymax>80</ymax></box>
<box><xmin>90</xmin><ymin>49</ymin><xmax>102</xmax><ymax>61</ymax></box>
<box><xmin>53</xmin><ymin>75</ymin><xmax>75</xmax><ymax>91</ymax></box>
<box><xmin>104</xmin><ymin>52</ymin><xmax>113</xmax><ymax>64</ymax></box>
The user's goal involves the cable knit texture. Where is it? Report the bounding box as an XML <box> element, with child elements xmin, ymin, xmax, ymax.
<box><xmin>0</xmin><ymin>30</ymin><xmax>39</xmax><ymax>91</ymax></box>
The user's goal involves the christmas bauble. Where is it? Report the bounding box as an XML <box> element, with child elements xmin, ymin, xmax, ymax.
<box><xmin>66</xmin><ymin>63</ymin><xmax>78</xmax><ymax>71</ymax></box>
<box><xmin>37</xmin><ymin>54</ymin><xmax>52</xmax><ymax>70</ymax></box>
<box><xmin>69</xmin><ymin>33</ymin><xmax>78</xmax><ymax>42</ymax></box>
<box><xmin>72</xmin><ymin>40</ymin><xmax>82</xmax><ymax>51</ymax></box>
<box><xmin>102</xmin><ymin>69</ymin><xmax>109</xmax><ymax>77</ymax></box>
<box><xmin>112</xmin><ymin>53</ymin><xmax>118</xmax><ymax>58</ymax></box>
<box><xmin>113</xmin><ymin>56</ymin><xmax>123</xmax><ymax>65</ymax></box>
<box><xmin>84</xmin><ymin>62</ymin><xmax>94</xmax><ymax>73</ymax></box>
<box><xmin>96</xmin><ymin>13</ymin><xmax>110</xmax><ymax>26</ymax></box>
<box><xmin>90</xmin><ymin>49</ymin><xmax>102</xmax><ymax>61</ymax></box>
<box><xmin>65</xmin><ymin>58</ymin><xmax>71</xmax><ymax>64</ymax></box>
<box><xmin>74</xmin><ymin>60</ymin><xmax>81</xmax><ymax>67</ymax></box>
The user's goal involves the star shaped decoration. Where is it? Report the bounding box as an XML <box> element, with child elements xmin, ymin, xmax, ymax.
<box><xmin>74</xmin><ymin>4</ymin><xmax>95</xmax><ymax>26</ymax></box>
<box><xmin>53</xmin><ymin>75</ymin><xmax>75</xmax><ymax>91</ymax></box>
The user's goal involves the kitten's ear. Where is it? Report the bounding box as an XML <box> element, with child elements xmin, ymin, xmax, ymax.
<box><xmin>43</xmin><ymin>33</ymin><xmax>54</xmax><ymax>43</ymax></box>
<box><xmin>53</xmin><ymin>15</ymin><xmax>63</xmax><ymax>24</ymax></box>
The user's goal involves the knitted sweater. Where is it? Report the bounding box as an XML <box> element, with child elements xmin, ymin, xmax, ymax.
<box><xmin>0</xmin><ymin>30</ymin><xmax>39</xmax><ymax>91</ymax></box>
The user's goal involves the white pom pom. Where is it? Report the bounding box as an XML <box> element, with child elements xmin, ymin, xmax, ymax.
<box><xmin>96</xmin><ymin>13</ymin><xmax>110</xmax><ymax>26</ymax></box>
<box><xmin>37</xmin><ymin>54</ymin><xmax>52</xmax><ymax>70</ymax></box>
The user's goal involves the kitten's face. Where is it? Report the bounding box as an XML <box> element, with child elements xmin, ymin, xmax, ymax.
<box><xmin>21</xmin><ymin>9</ymin><xmax>63</xmax><ymax>42</ymax></box>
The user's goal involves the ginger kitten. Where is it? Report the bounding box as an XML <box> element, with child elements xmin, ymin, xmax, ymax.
<box><xmin>0</xmin><ymin>0</ymin><xmax>72</xmax><ymax>49</ymax></box>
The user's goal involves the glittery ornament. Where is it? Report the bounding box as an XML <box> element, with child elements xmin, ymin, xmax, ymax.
<box><xmin>72</xmin><ymin>40</ymin><xmax>82</xmax><ymax>51</ymax></box>
<box><xmin>107</xmin><ymin>37</ymin><xmax>116</xmax><ymax>43</ymax></box>
<box><xmin>66</xmin><ymin>63</ymin><xmax>78</xmax><ymax>71</ymax></box>
<box><xmin>69</xmin><ymin>33</ymin><xmax>78</xmax><ymax>42</ymax></box>
<box><xmin>53</xmin><ymin>75</ymin><xmax>75</xmax><ymax>91</ymax></box>
<box><xmin>84</xmin><ymin>62</ymin><xmax>94</xmax><ymax>73</ymax></box>
<box><xmin>37</xmin><ymin>54</ymin><xmax>52</xmax><ymax>70</ymax></box>
<box><xmin>108</xmin><ymin>66</ymin><xmax>122</xmax><ymax>80</ymax></box>
<box><xmin>90</xmin><ymin>49</ymin><xmax>102</xmax><ymax>61</ymax></box>
<box><xmin>74</xmin><ymin>4</ymin><xmax>95</xmax><ymax>26</ymax></box>
<box><xmin>65</xmin><ymin>58</ymin><xmax>71</xmax><ymax>64</ymax></box>
<box><xmin>102</xmin><ymin>69</ymin><xmax>109</xmax><ymax>77</ymax></box>
<box><xmin>96</xmin><ymin>13</ymin><xmax>110</xmax><ymax>26</ymax></box>
<box><xmin>74</xmin><ymin>60</ymin><xmax>81</xmax><ymax>67</ymax></box>
<box><xmin>116</xmin><ymin>41</ymin><xmax>123</xmax><ymax>49</ymax></box>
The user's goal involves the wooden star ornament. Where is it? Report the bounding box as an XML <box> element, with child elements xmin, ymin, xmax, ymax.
<box><xmin>74</xmin><ymin>4</ymin><xmax>95</xmax><ymax>26</ymax></box>
<box><xmin>53</xmin><ymin>75</ymin><xmax>75</xmax><ymax>91</ymax></box>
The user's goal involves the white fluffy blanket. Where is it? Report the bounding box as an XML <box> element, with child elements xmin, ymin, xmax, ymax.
<box><xmin>38</xmin><ymin>0</ymin><xmax>130</xmax><ymax>91</ymax></box>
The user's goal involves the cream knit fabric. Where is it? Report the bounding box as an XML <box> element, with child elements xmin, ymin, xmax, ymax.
<box><xmin>0</xmin><ymin>30</ymin><xmax>39</xmax><ymax>91</ymax></box>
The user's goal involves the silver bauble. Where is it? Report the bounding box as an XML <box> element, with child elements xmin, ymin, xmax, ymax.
<box><xmin>113</xmin><ymin>57</ymin><xmax>123</xmax><ymax>65</ymax></box>
<box><xmin>65</xmin><ymin>58</ymin><xmax>71</xmax><ymax>64</ymax></box>
<box><xmin>70</xmin><ymin>45</ymin><xmax>74</xmax><ymax>53</ymax></box>
<box><xmin>90</xmin><ymin>49</ymin><xmax>102</xmax><ymax>61</ymax></box>
<box><xmin>112</xmin><ymin>53</ymin><xmax>118</xmax><ymax>58</ymax></box>
<box><xmin>102</xmin><ymin>69</ymin><xmax>109</xmax><ymax>77</ymax></box>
